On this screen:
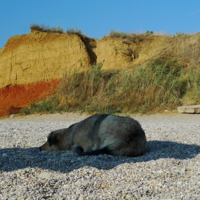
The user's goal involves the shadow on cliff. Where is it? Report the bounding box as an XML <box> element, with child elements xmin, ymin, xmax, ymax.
<box><xmin>0</xmin><ymin>140</ymin><xmax>199</xmax><ymax>173</ymax></box>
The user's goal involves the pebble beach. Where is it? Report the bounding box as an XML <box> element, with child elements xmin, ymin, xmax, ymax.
<box><xmin>0</xmin><ymin>113</ymin><xmax>199</xmax><ymax>200</ymax></box>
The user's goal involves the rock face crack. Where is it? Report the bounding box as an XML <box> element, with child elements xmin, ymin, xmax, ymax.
<box><xmin>8</xmin><ymin>50</ymin><xmax>14</xmax><ymax>85</ymax></box>
<box><xmin>80</xmin><ymin>36</ymin><xmax>97</xmax><ymax>65</ymax></box>
<box><xmin>9</xmin><ymin>63</ymin><xmax>12</xmax><ymax>84</ymax></box>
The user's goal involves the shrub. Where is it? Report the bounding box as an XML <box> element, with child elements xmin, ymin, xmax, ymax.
<box><xmin>176</xmin><ymin>32</ymin><xmax>185</xmax><ymax>37</ymax></box>
<box><xmin>55</xmin><ymin>60</ymin><xmax>185</xmax><ymax>114</ymax></box>
<box><xmin>146</xmin><ymin>31</ymin><xmax>154</xmax><ymax>34</ymax></box>
<box><xmin>66</xmin><ymin>28</ymin><xmax>83</xmax><ymax>36</ymax></box>
<box><xmin>30</xmin><ymin>24</ymin><xmax>64</xmax><ymax>34</ymax></box>
<box><xmin>183</xmin><ymin>67</ymin><xmax>200</xmax><ymax>103</ymax></box>
<box><xmin>108</xmin><ymin>30</ymin><xmax>152</xmax><ymax>44</ymax></box>
<box><xmin>23</xmin><ymin>60</ymin><xmax>200</xmax><ymax>115</ymax></box>
<box><xmin>108</xmin><ymin>31</ymin><xmax>130</xmax><ymax>39</ymax></box>
<box><xmin>21</xmin><ymin>96</ymin><xmax>60</xmax><ymax>115</ymax></box>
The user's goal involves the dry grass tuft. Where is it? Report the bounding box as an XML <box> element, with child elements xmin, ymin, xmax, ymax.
<box><xmin>30</xmin><ymin>24</ymin><xmax>64</xmax><ymax>34</ymax></box>
<box><xmin>21</xmin><ymin>60</ymin><xmax>200</xmax><ymax>115</ymax></box>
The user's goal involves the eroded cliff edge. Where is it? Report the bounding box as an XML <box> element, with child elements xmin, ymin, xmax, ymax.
<box><xmin>0</xmin><ymin>30</ymin><xmax>95</xmax><ymax>88</ymax></box>
<box><xmin>1</xmin><ymin>31</ymin><xmax>200</xmax><ymax>88</ymax></box>
<box><xmin>1</xmin><ymin>31</ymin><xmax>200</xmax><ymax>117</ymax></box>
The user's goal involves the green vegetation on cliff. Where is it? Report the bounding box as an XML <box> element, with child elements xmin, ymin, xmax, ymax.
<box><xmin>21</xmin><ymin>60</ymin><xmax>200</xmax><ymax>115</ymax></box>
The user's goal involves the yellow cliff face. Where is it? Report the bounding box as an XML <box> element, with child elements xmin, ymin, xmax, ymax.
<box><xmin>96</xmin><ymin>33</ymin><xmax>200</xmax><ymax>71</ymax></box>
<box><xmin>1</xmin><ymin>31</ymin><xmax>200</xmax><ymax>89</ymax></box>
<box><xmin>96</xmin><ymin>37</ymin><xmax>138</xmax><ymax>70</ymax></box>
<box><xmin>1</xmin><ymin>31</ymin><xmax>200</xmax><ymax>117</ymax></box>
<box><xmin>0</xmin><ymin>30</ymin><xmax>92</xmax><ymax>88</ymax></box>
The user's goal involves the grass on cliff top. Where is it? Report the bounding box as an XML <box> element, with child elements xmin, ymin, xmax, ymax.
<box><xmin>30</xmin><ymin>25</ymin><xmax>154</xmax><ymax>43</ymax></box>
<box><xmin>30</xmin><ymin>24</ymin><xmax>64</xmax><ymax>34</ymax></box>
<box><xmin>21</xmin><ymin>60</ymin><xmax>200</xmax><ymax>115</ymax></box>
<box><xmin>107</xmin><ymin>30</ymin><xmax>154</xmax><ymax>44</ymax></box>
<box><xmin>30</xmin><ymin>24</ymin><xmax>84</xmax><ymax>36</ymax></box>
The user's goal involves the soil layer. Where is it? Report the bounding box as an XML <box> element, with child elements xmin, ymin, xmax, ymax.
<box><xmin>0</xmin><ymin>79</ymin><xmax>60</xmax><ymax>117</ymax></box>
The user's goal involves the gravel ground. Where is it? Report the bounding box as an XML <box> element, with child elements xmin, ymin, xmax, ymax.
<box><xmin>0</xmin><ymin>112</ymin><xmax>200</xmax><ymax>200</ymax></box>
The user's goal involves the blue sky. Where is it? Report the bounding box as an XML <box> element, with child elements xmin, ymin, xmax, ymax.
<box><xmin>1</xmin><ymin>0</ymin><xmax>200</xmax><ymax>48</ymax></box>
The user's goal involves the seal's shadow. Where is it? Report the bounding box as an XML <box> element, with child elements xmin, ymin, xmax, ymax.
<box><xmin>0</xmin><ymin>140</ymin><xmax>199</xmax><ymax>173</ymax></box>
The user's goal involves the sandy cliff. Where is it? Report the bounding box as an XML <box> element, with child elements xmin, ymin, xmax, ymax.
<box><xmin>1</xmin><ymin>31</ymin><xmax>200</xmax><ymax>117</ymax></box>
<box><xmin>1</xmin><ymin>31</ymin><xmax>200</xmax><ymax>88</ymax></box>
<box><xmin>97</xmin><ymin>33</ymin><xmax>200</xmax><ymax>70</ymax></box>
<box><xmin>0</xmin><ymin>30</ymin><xmax>94</xmax><ymax>88</ymax></box>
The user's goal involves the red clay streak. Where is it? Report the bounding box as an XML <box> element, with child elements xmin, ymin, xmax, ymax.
<box><xmin>0</xmin><ymin>79</ymin><xmax>61</xmax><ymax>117</ymax></box>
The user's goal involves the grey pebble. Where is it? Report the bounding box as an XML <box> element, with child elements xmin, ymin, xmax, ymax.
<box><xmin>0</xmin><ymin>113</ymin><xmax>200</xmax><ymax>199</ymax></box>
